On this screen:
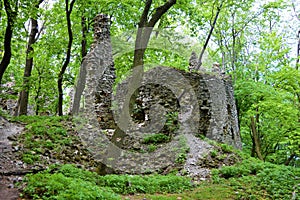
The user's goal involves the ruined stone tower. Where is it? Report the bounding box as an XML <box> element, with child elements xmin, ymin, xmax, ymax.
<box><xmin>72</xmin><ymin>14</ymin><xmax>115</xmax><ymax>123</ymax></box>
<box><xmin>73</xmin><ymin>13</ymin><xmax>242</xmax><ymax>176</ymax></box>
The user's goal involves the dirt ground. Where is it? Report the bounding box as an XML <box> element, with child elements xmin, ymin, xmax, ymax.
<box><xmin>0</xmin><ymin>116</ymin><xmax>25</xmax><ymax>200</ymax></box>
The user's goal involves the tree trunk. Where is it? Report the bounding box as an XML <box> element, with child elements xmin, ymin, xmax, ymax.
<box><xmin>196</xmin><ymin>1</ymin><xmax>223</xmax><ymax>70</ymax></box>
<box><xmin>123</xmin><ymin>0</ymin><xmax>176</xmax><ymax>127</ymax></box>
<box><xmin>250</xmin><ymin>134</ymin><xmax>256</xmax><ymax>157</ymax></box>
<box><xmin>57</xmin><ymin>0</ymin><xmax>75</xmax><ymax>116</ymax></box>
<box><xmin>250</xmin><ymin>116</ymin><xmax>264</xmax><ymax>160</ymax></box>
<box><xmin>81</xmin><ymin>15</ymin><xmax>87</xmax><ymax>59</ymax></box>
<box><xmin>17</xmin><ymin>18</ymin><xmax>39</xmax><ymax>115</ymax></box>
<box><xmin>0</xmin><ymin>0</ymin><xmax>17</xmax><ymax>85</ymax></box>
<box><xmin>230</xmin><ymin>13</ymin><xmax>236</xmax><ymax>72</ymax></box>
<box><xmin>296</xmin><ymin>30</ymin><xmax>300</xmax><ymax>70</ymax></box>
<box><xmin>16</xmin><ymin>0</ymin><xmax>44</xmax><ymax>116</ymax></box>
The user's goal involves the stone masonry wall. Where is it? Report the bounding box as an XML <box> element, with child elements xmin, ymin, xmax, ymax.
<box><xmin>113</xmin><ymin>70</ymin><xmax>241</xmax><ymax>149</ymax></box>
<box><xmin>72</xmin><ymin>13</ymin><xmax>242</xmax><ymax>175</ymax></box>
<box><xmin>73</xmin><ymin>14</ymin><xmax>242</xmax><ymax>150</ymax></box>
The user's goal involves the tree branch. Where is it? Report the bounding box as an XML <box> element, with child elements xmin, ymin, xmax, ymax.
<box><xmin>148</xmin><ymin>0</ymin><xmax>176</xmax><ymax>27</ymax></box>
<box><xmin>139</xmin><ymin>0</ymin><xmax>152</xmax><ymax>27</ymax></box>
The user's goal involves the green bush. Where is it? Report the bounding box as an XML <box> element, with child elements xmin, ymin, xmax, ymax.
<box><xmin>57</xmin><ymin>164</ymin><xmax>99</xmax><ymax>183</ymax></box>
<box><xmin>22</xmin><ymin>153</ymin><xmax>40</xmax><ymax>164</ymax></box>
<box><xmin>220</xmin><ymin>143</ymin><xmax>234</xmax><ymax>153</ymax></box>
<box><xmin>23</xmin><ymin>171</ymin><xmax>120</xmax><ymax>200</ymax></box>
<box><xmin>218</xmin><ymin>165</ymin><xmax>251</xmax><ymax>178</ymax></box>
<box><xmin>255</xmin><ymin>166</ymin><xmax>299</xmax><ymax>199</ymax></box>
<box><xmin>143</xmin><ymin>133</ymin><xmax>170</xmax><ymax>144</ymax></box>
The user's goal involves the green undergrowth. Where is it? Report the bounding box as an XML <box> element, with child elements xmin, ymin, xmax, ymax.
<box><xmin>21</xmin><ymin>159</ymin><xmax>300</xmax><ymax>200</ymax></box>
<box><xmin>142</xmin><ymin>133</ymin><xmax>170</xmax><ymax>144</ymax></box>
<box><xmin>123</xmin><ymin>182</ymin><xmax>236</xmax><ymax>200</ymax></box>
<box><xmin>13</xmin><ymin>116</ymin><xmax>76</xmax><ymax>164</ymax></box>
<box><xmin>212</xmin><ymin>157</ymin><xmax>300</xmax><ymax>199</ymax></box>
<box><xmin>13</xmin><ymin>116</ymin><xmax>300</xmax><ymax>199</ymax></box>
<box><xmin>22</xmin><ymin>164</ymin><xmax>193</xmax><ymax>200</ymax></box>
<box><xmin>125</xmin><ymin>158</ymin><xmax>300</xmax><ymax>200</ymax></box>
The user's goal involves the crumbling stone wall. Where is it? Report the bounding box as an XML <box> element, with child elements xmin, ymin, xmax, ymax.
<box><xmin>115</xmin><ymin>70</ymin><xmax>241</xmax><ymax>149</ymax></box>
<box><xmin>72</xmin><ymin>13</ymin><xmax>242</xmax><ymax>175</ymax></box>
<box><xmin>73</xmin><ymin>13</ymin><xmax>241</xmax><ymax>150</ymax></box>
<box><xmin>72</xmin><ymin>14</ymin><xmax>115</xmax><ymax>126</ymax></box>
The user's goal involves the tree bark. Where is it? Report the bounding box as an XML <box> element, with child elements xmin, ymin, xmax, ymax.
<box><xmin>17</xmin><ymin>22</ymin><xmax>39</xmax><ymax>115</ymax></box>
<box><xmin>133</xmin><ymin>0</ymin><xmax>176</xmax><ymax>69</ymax></box>
<box><xmin>196</xmin><ymin>1</ymin><xmax>223</xmax><ymax>70</ymax></box>
<box><xmin>16</xmin><ymin>0</ymin><xmax>44</xmax><ymax>116</ymax></box>
<box><xmin>57</xmin><ymin>0</ymin><xmax>76</xmax><ymax>116</ymax></box>
<box><xmin>81</xmin><ymin>15</ymin><xmax>87</xmax><ymax>59</ymax></box>
<box><xmin>0</xmin><ymin>0</ymin><xmax>17</xmax><ymax>85</ymax></box>
<box><xmin>123</xmin><ymin>0</ymin><xmax>176</xmax><ymax>127</ymax></box>
<box><xmin>125</xmin><ymin>0</ymin><xmax>176</xmax><ymax>125</ymax></box>
<box><xmin>250</xmin><ymin>116</ymin><xmax>264</xmax><ymax>160</ymax></box>
<box><xmin>296</xmin><ymin>30</ymin><xmax>300</xmax><ymax>70</ymax></box>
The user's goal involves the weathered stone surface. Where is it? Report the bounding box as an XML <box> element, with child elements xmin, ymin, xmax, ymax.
<box><xmin>112</xmin><ymin>69</ymin><xmax>241</xmax><ymax>149</ymax></box>
<box><xmin>72</xmin><ymin>13</ymin><xmax>242</xmax><ymax>176</ymax></box>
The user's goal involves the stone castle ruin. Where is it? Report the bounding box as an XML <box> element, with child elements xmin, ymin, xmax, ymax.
<box><xmin>72</xmin><ymin>14</ymin><xmax>242</xmax><ymax>176</ymax></box>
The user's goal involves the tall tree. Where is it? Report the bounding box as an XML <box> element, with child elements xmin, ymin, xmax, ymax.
<box><xmin>57</xmin><ymin>0</ymin><xmax>76</xmax><ymax>116</ymax></box>
<box><xmin>133</xmin><ymin>0</ymin><xmax>176</xmax><ymax>69</ymax></box>
<box><xmin>121</xmin><ymin>0</ymin><xmax>176</xmax><ymax>129</ymax></box>
<box><xmin>16</xmin><ymin>0</ymin><xmax>44</xmax><ymax>116</ymax></box>
<box><xmin>196</xmin><ymin>0</ymin><xmax>223</xmax><ymax>70</ymax></box>
<box><xmin>81</xmin><ymin>15</ymin><xmax>88</xmax><ymax>59</ymax></box>
<box><xmin>0</xmin><ymin>0</ymin><xmax>18</xmax><ymax>85</ymax></box>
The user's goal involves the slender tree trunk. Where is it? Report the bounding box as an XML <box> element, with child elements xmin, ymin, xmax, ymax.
<box><xmin>250</xmin><ymin>134</ymin><xmax>256</xmax><ymax>157</ymax></box>
<box><xmin>296</xmin><ymin>30</ymin><xmax>300</xmax><ymax>70</ymax></box>
<box><xmin>57</xmin><ymin>0</ymin><xmax>75</xmax><ymax>116</ymax></box>
<box><xmin>122</xmin><ymin>0</ymin><xmax>176</xmax><ymax>126</ymax></box>
<box><xmin>196</xmin><ymin>1</ymin><xmax>223</xmax><ymax>70</ymax></box>
<box><xmin>231</xmin><ymin>13</ymin><xmax>236</xmax><ymax>72</ymax></box>
<box><xmin>132</xmin><ymin>0</ymin><xmax>176</xmax><ymax>69</ymax></box>
<box><xmin>250</xmin><ymin>116</ymin><xmax>264</xmax><ymax>160</ymax></box>
<box><xmin>17</xmin><ymin>18</ymin><xmax>39</xmax><ymax>115</ymax></box>
<box><xmin>0</xmin><ymin>0</ymin><xmax>17</xmax><ymax>85</ymax></box>
<box><xmin>17</xmin><ymin>0</ymin><xmax>44</xmax><ymax>115</ymax></box>
<box><xmin>81</xmin><ymin>15</ymin><xmax>87</xmax><ymax>59</ymax></box>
